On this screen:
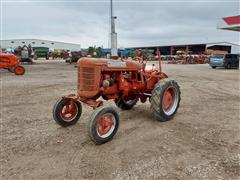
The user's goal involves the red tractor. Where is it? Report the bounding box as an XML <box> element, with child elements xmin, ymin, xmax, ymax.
<box><xmin>53</xmin><ymin>58</ymin><xmax>181</xmax><ymax>144</ymax></box>
<box><xmin>0</xmin><ymin>53</ymin><xmax>25</xmax><ymax>75</ymax></box>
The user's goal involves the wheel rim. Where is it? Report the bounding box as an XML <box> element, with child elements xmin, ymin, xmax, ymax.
<box><xmin>60</xmin><ymin>102</ymin><xmax>78</xmax><ymax>122</ymax></box>
<box><xmin>162</xmin><ymin>87</ymin><xmax>179</xmax><ymax>116</ymax></box>
<box><xmin>97</xmin><ymin>113</ymin><xmax>116</xmax><ymax>138</ymax></box>
<box><xmin>15</xmin><ymin>66</ymin><xmax>24</xmax><ymax>75</ymax></box>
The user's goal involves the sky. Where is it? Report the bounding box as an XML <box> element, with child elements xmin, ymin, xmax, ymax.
<box><xmin>1</xmin><ymin>0</ymin><xmax>239</xmax><ymax>48</ymax></box>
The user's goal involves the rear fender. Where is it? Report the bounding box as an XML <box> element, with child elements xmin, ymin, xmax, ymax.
<box><xmin>145</xmin><ymin>72</ymin><xmax>168</xmax><ymax>90</ymax></box>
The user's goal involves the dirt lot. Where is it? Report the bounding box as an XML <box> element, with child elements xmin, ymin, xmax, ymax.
<box><xmin>1</xmin><ymin>60</ymin><xmax>239</xmax><ymax>180</ymax></box>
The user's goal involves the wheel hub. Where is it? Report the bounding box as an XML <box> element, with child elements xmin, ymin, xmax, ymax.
<box><xmin>15</xmin><ymin>66</ymin><xmax>24</xmax><ymax>75</ymax></box>
<box><xmin>60</xmin><ymin>103</ymin><xmax>77</xmax><ymax>121</ymax></box>
<box><xmin>97</xmin><ymin>114</ymin><xmax>114</xmax><ymax>136</ymax></box>
<box><xmin>163</xmin><ymin>88</ymin><xmax>174</xmax><ymax>111</ymax></box>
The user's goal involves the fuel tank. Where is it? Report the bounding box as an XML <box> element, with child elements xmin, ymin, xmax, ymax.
<box><xmin>77</xmin><ymin>57</ymin><xmax>142</xmax><ymax>71</ymax></box>
<box><xmin>77</xmin><ymin>58</ymin><xmax>142</xmax><ymax>98</ymax></box>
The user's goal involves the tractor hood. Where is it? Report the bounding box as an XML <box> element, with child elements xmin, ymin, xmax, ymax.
<box><xmin>78</xmin><ymin>57</ymin><xmax>142</xmax><ymax>71</ymax></box>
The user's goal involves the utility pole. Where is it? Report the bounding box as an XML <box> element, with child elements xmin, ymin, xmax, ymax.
<box><xmin>110</xmin><ymin>0</ymin><xmax>118</xmax><ymax>57</ymax></box>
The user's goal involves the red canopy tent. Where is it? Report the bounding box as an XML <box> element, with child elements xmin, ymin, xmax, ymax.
<box><xmin>217</xmin><ymin>15</ymin><xmax>240</xmax><ymax>32</ymax></box>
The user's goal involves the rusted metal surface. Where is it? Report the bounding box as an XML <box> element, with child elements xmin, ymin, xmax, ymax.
<box><xmin>61</xmin><ymin>57</ymin><xmax>168</xmax><ymax>108</ymax></box>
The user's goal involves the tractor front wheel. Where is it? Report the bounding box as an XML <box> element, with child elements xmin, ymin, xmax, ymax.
<box><xmin>150</xmin><ymin>79</ymin><xmax>181</xmax><ymax>122</ymax></box>
<box><xmin>114</xmin><ymin>98</ymin><xmax>138</xmax><ymax>110</ymax></box>
<box><xmin>14</xmin><ymin>65</ymin><xmax>25</xmax><ymax>75</ymax></box>
<box><xmin>88</xmin><ymin>106</ymin><xmax>119</xmax><ymax>145</ymax></box>
<box><xmin>52</xmin><ymin>98</ymin><xmax>82</xmax><ymax>127</ymax></box>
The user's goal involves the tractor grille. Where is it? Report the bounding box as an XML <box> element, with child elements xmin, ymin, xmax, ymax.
<box><xmin>79</xmin><ymin>67</ymin><xmax>95</xmax><ymax>91</ymax></box>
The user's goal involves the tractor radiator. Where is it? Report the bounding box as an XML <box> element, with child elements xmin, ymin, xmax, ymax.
<box><xmin>79</xmin><ymin>67</ymin><xmax>95</xmax><ymax>91</ymax></box>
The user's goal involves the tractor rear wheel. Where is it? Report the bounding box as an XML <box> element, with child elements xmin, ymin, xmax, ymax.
<box><xmin>52</xmin><ymin>98</ymin><xmax>82</xmax><ymax>127</ymax></box>
<box><xmin>114</xmin><ymin>98</ymin><xmax>138</xmax><ymax>110</ymax></box>
<box><xmin>150</xmin><ymin>79</ymin><xmax>181</xmax><ymax>122</ymax></box>
<box><xmin>88</xmin><ymin>106</ymin><xmax>119</xmax><ymax>145</ymax></box>
<box><xmin>14</xmin><ymin>65</ymin><xmax>25</xmax><ymax>75</ymax></box>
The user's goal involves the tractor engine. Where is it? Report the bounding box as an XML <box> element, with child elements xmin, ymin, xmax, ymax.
<box><xmin>77</xmin><ymin>57</ymin><xmax>143</xmax><ymax>100</ymax></box>
<box><xmin>100</xmin><ymin>71</ymin><xmax>145</xmax><ymax>100</ymax></box>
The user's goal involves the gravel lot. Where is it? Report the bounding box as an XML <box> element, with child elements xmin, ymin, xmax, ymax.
<box><xmin>1</xmin><ymin>60</ymin><xmax>239</xmax><ymax>179</ymax></box>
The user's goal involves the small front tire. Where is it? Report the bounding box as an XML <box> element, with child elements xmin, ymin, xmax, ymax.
<box><xmin>52</xmin><ymin>98</ymin><xmax>82</xmax><ymax>127</ymax></box>
<box><xmin>88</xmin><ymin>106</ymin><xmax>119</xmax><ymax>145</ymax></box>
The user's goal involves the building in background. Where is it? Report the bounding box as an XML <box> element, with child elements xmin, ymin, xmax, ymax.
<box><xmin>126</xmin><ymin>42</ymin><xmax>240</xmax><ymax>55</ymax></box>
<box><xmin>0</xmin><ymin>39</ymin><xmax>81</xmax><ymax>51</ymax></box>
<box><xmin>125</xmin><ymin>16</ymin><xmax>240</xmax><ymax>56</ymax></box>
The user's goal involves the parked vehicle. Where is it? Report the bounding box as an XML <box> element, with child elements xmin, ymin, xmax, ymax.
<box><xmin>209</xmin><ymin>54</ymin><xmax>239</xmax><ymax>69</ymax></box>
<box><xmin>20</xmin><ymin>45</ymin><xmax>33</xmax><ymax>63</ymax></box>
<box><xmin>66</xmin><ymin>51</ymin><xmax>82</xmax><ymax>64</ymax></box>
<box><xmin>48</xmin><ymin>51</ymin><xmax>55</xmax><ymax>60</ymax></box>
<box><xmin>0</xmin><ymin>53</ymin><xmax>25</xmax><ymax>75</ymax></box>
<box><xmin>54</xmin><ymin>49</ymin><xmax>62</xmax><ymax>59</ymax></box>
<box><xmin>62</xmin><ymin>50</ymin><xmax>70</xmax><ymax>60</ymax></box>
<box><xmin>33</xmin><ymin>47</ymin><xmax>49</xmax><ymax>60</ymax></box>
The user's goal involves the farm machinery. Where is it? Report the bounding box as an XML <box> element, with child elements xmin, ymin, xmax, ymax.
<box><xmin>33</xmin><ymin>47</ymin><xmax>49</xmax><ymax>60</ymax></box>
<box><xmin>14</xmin><ymin>45</ymin><xmax>33</xmax><ymax>63</ymax></box>
<box><xmin>53</xmin><ymin>57</ymin><xmax>181</xmax><ymax>144</ymax></box>
<box><xmin>167</xmin><ymin>54</ymin><xmax>209</xmax><ymax>64</ymax></box>
<box><xmin>53</xmin><ymin>49</ymin><xmax>63</xmax><ymax>59</ymax></box>
<box><xmin>0</xmin><ymin>53</ymin><xmax>25</xmax><ymax>75</ymax></box>
<box><xmin>65</xmin><ymin>51</ymin><xmax>83</xmax><ymax>64</ymax></box>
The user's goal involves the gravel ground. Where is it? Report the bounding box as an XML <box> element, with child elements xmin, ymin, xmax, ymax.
<box><xmin>0</xmin><ymin>60</ymin><xmax>239</xmax><ymax>180</ymax></box>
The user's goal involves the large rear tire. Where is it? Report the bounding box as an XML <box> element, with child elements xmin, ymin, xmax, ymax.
<box><xmin>88</xmin><ymin>106</ymin><xmax>119</xmax><ymax>145</ymax></box>
<box><xmin>150</xmin><ymin>79</ymin><xmax>181</xmax><ymax>122</ymax></box>
<box><xmin>52</xmin><ymin>98</ymin><xmax>82</xmax><ymax>127</ymax></box>
<box><xmin>114</xmin><ymin>98</ymin><xmax>138</xmax><ymax>110</ymax></box>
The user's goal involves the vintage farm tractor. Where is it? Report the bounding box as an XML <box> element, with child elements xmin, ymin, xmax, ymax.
<box><xmin>0</xmin><ymin>53</ymin><xmax>25</xmax><ymax>75</ymax></box>
<box><xmin>53</xmin><ymin>57</ymin><xmax>181</xmax><ymax>144</ymax></box>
